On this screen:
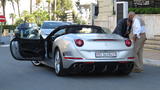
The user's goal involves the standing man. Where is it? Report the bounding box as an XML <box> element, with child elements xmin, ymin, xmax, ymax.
<box><xmin>113</xmin><ymin>18</ymin><xmax>132</xmax><ymax>38</ymax></box>
<box><xmin>128</xmin><ymin>12</ymin><xmax>147</xmax><ymax>72</ymax></box>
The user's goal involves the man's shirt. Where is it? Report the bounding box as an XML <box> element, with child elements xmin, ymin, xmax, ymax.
<box><xmin>132</xmin><ymin>16</ymin><xmax>146</xmax><ymax>38</ymax></box>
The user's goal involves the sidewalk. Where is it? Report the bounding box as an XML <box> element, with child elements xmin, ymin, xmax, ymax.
<box><xmin>0</xmin><ymin>36</ymin><xmax>11</xmax><ymax>45</ymax></box>
<box><xmin>143</xmin><ymin>49</ymin><xmax>160</xmax><ymax>66</ymax></box>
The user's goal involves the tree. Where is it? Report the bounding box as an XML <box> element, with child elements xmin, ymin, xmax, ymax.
<box><xmin>0</xmin><ymin>0</ymin><xmax>6</xmax><ymax>16</ymax></box>
<box><xmin>72</xmin><ymin>11</ymin><xmax>86</xmax><ymax>24</ymax></box>
<box><xmin>36</xmin><ymin>0</ymin><xmax>41</xmax><ymax>5</ymax></box>
<box><xmin>46</xmin><ymin>0</ymin><xmax>54</xmax><ymax>20</ymax></box>
<box><xmin>15</xmin><ymin>9</ymin><xmax>49</xmax><ymax>26</ymax></box>
<box><xmin>8</xmin><ymin>0</ymin><xmax>16</xmax><ymax>13</ymax></box>
<box><xmin>15</xmin><ymin>0</ymin><xmax>21</xmax><ymax>17</ymax></box>
<box><xmin>21</xmin><ymin>10</ymin><xmax>35</xmax><ymax>23</ymax></box>
<box><xmin>9</xmin><ymin>13</ymin><xmax>16</xmax><ymax>25</ymax></box>
<box><xmin>32</xmin><ymin>9</ymin><xmax>49</xmax><ymax>25</ymax></box>
<box><xmin>30</xmin><ymin>0</ymin><xmax>32</xmax><ymax>14</ymax></box>
<box><xmin>51</xmin><ymin>0</ymin><xmax>73</xmax><ymax>21</ymax></box>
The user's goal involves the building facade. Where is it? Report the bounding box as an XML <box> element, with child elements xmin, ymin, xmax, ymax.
<box><xmin>94</xmin><ymin>0</ymin><xmax>115</xmax><ymax>31</ymax></box>
<box><xmin>94</xmin><ymin>0</ymin><xmax>160</xmax><ymax>38</ymax></box>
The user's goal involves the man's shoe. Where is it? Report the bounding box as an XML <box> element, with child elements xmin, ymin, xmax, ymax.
<box><xmin>132</xmin><ymin>69</ymin><xmax>143</xmax><ymax>73</ymax></box>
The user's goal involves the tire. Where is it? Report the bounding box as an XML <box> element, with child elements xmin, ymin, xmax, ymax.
<box><xmin>31</xmin><ymin>61</ymin><xmax>42</xmax><ymax>66</ymax></box>
<box><xmin>54</xmin><ymin>49</ymin><xmax>66</xmax><ymax>76</ymax></box>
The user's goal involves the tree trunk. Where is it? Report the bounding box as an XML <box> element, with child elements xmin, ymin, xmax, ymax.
<box><xmin>16</xmin><ymin>0</ymin><xmax>21</xmax><ymax>17</ymax></box>
<box><xmin>54</xmin><ymin>0</ymin><xmax>57</xmax><ymax>20</ymax></box>
<box><xmin>11</xmin><ymin>0</ymin><xmax>16</xmax><ymax>13</ymax></box>
<box><xmin>30</xmin><ymin>0</ymin><xmax>32</xmax><ymax>14</ymax></box>
<box><xmin>1</xmin><ymin>0</ymin><xmax>6</xmax><ymax>16</ymax></box>
<box><xmin>48</xmin><ymin>1</ymin><xmax>51</xmax><ymax>20</ymax></box>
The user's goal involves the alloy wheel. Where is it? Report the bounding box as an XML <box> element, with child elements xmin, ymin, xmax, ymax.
<box><xmin>54</xmin><ymin>50</ymin><xmax>61</xmax><ymax>74</ymax></box>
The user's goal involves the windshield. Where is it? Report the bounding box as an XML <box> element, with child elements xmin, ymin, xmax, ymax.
<box><xmin>41</xmin><ymin>22</ymin><xmax>70</xmax><ymax>29</ymax></box>
<box><xmin>66</xmin><ymin>27</ymin><xmax>105</xmax><ymax>34</ymax></box>
<box><xmin>17</xmin><ymin>23</ymin><xmax>37</xmax><ymax>29</ymax></box>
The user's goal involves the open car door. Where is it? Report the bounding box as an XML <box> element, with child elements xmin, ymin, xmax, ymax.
<box><xmin>10</xmin><ymin>38</ymin><xmax>45</xmax><ymax>61</ymax></box>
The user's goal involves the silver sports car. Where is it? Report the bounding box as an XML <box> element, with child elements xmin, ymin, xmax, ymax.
<box><xmin>10</xmin><ymin>25</ymin><xmax>135</xmax><ymax>76</ymax></box>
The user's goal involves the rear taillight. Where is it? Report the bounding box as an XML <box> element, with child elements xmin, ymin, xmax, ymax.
<box><xmin>128</xmin><ymin>57</ymin><xmax>135</xmax><ymax>59</ymax></box>
<box><xmin>125</xmin><ymin>40</ymin><xmax>132</xmax><ymax>47</ymax></box>
<box><xmin>75</xmin><ymin>39</ymin><xmax>84</xmax><ymax>47</ymax></box>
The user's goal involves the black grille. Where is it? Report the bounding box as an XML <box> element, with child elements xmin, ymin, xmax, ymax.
<box><xmin>68</xmin><ymin>62</ymin><xmax>134</xmax><ymax>74</ymax></box>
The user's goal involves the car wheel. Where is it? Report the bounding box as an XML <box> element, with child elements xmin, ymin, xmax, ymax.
<box><xmin>54</xmin><ymin>49</ymin><xmax>66</xmax><ymax>76</ymax></box>
<box><xmin>31</xmin><ymin>61</ymin><xmax>41</xmax><ymax>66</ymax></box>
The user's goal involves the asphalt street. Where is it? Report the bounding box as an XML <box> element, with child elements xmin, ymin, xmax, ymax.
<box><xmin>0</xmin><ymin>47</ymin><xmax>160</xmax><ymax>90</ymax></box>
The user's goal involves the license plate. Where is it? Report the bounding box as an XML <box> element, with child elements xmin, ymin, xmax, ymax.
<box><xmin>95</xmin><ymin>51</ymin><xmax>117</xmax><ymax>58</ymax></box>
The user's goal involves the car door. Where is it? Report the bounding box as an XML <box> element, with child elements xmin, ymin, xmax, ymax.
<box><xmin>10</xmin><ymin>31</ymin><xmax>45</xmax><ymax>61</ymax></box>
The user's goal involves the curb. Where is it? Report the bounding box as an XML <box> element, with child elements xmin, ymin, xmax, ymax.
<box><xmin>144</xmin><ymin>58</ymin><xmax>160</xmax><ymax>67</ymax></box>
<box><xmin>0</xmin><ymin>44</ymin><xmax>10</xmax><ymax>47</ymax></box>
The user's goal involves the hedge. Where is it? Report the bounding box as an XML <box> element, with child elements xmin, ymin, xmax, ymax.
<box><xmin>3</xmin><ymin>25</ymin><xmax>16</xmax><ymax>31</ymax></box>
<box><xmin>129</xmin><ymin>8</ymin><xmax>160</xmax><ymax>14</ymax></box>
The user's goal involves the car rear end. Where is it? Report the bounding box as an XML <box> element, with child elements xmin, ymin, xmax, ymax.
<box><xmin>62</xmin><ymin>34</ymin><xmax>134</xmax><ymax>74</ymax></box>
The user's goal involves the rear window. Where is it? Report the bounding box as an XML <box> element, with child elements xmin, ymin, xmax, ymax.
<box><xmin>66</xmin><ymin>27</ymin><xmax>105</xmax><ymax>34</ymax></box>
<box><xmin>41</xmin><ymin>22</ymin><xmax>70</xmax><ymax>29</ymax></box>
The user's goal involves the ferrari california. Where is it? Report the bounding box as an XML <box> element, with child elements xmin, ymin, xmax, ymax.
<box><xmin>10</xmin><ymin>25</ymin><xmax>135</xmax><ymax>76</ymax></box>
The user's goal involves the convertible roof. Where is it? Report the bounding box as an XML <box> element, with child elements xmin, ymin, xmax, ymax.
<box><xmin>46</xmin><ymin>25</ymin><xmax>103</xmax><ymax>39</ymax></box>
<box><xmin>55</xmin><ymin>25</ymin><xmax>102</xmax><ymax>29</ymax></box>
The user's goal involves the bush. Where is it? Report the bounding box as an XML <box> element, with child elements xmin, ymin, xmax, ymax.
<box><xmin>3</xmin><ymin>25</ymin><xmax>16</xmax><ymax>31</ymax></box>
<box><xmin>129</xmin><ymin>8</ymin><xmax>160</xmax><ymax>14</ymax></box>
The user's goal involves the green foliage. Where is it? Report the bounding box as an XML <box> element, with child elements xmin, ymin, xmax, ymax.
<box><xmin>129</xmin><ymin>8</ymin><xmax>160</xmax><ymax>14</ymax></box>
<box><xmin>13</xmin><ymin>0</ymin><xmax>74</xmax><ymax>26</ymax></box>
<box><xmin>15</xmin><ymin>18</ymin><xmax>24</xmax><ymax>26</ymax></box>
<box><xmin>21</xmin><ymin>10</ymin><xmax>35</xmax><ymax>23</ymax></box>
<box><xmin>72</xmin><ymin>11</ymin><xmax>87</xmax><ymax>24</ymax></box>
<box><xmin>9</xmin><ymin>13</ymin><xmax>16</xmax><ymax>19</ymax></box>
<box><xmin>15</xmin><ymin>9</ymin><xmax>49</xmax><ymax>26</ymax></box>
<box><xmin>52</xmin><ymin>0</ymin><xmax>73</xmax><ymax>21</ymax></box>
<box><xmin>3</xmin><ymin>25</ymin><xmax>16</xmax><ymax>31</ymax></box>
<box><xmin>33</xmin><ymin>9</ymin><xmax>49</xmax><ymax>25</ymax></box>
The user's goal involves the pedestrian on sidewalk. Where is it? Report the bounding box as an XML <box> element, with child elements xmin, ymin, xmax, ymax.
<box><xmin>128</xmin><ymin>12</ymin><xmax>147</xmax><ymax>73</ymax></box>
<box><xmin>113</xmin><ymin>18</ymin><xmax>132</xmax><ymax>39</ymax></box>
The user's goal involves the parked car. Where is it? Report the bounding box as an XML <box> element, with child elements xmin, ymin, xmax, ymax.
<box><xmin>40</xmin><ymin>21</ymin><xmax>72</xmax><ymax>39</ymax></box>
<box><xmin>14</xmin><ymin>23</ymin><xmax>39</xmax><ymax>38</ymax></box>
<box><xmin>10</xmin><ymin>25</ymin><xmax>134</xmax><ymax>76</ymax></box>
